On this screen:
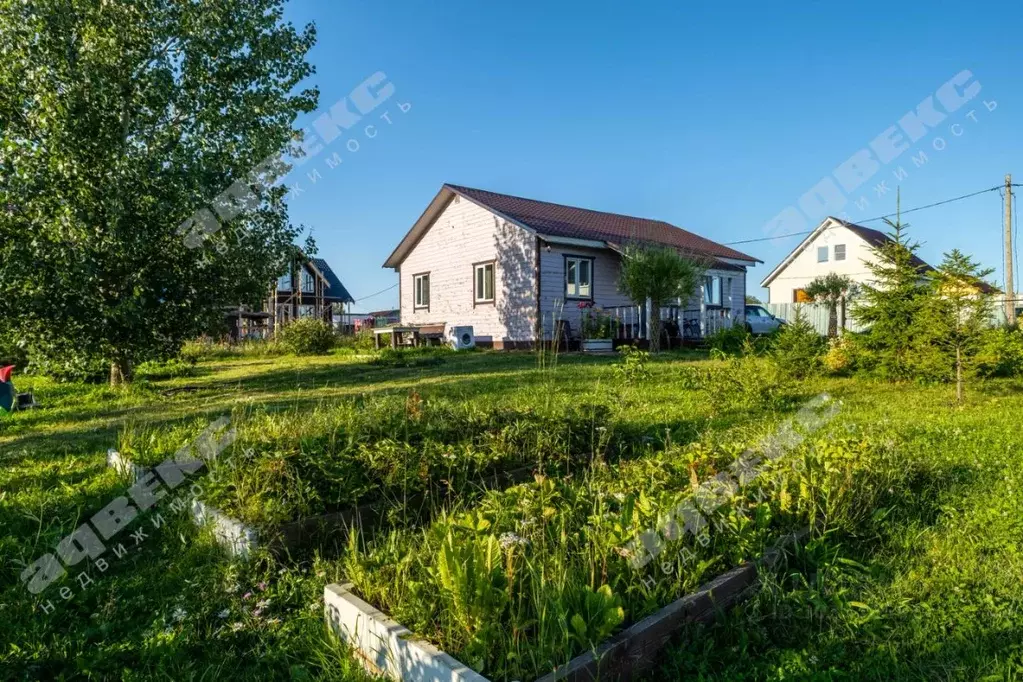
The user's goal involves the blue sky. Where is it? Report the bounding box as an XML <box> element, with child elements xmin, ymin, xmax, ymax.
<box><xmin>280</xmin><ymin>0</ymin><xmax>1021</xmax><ymax>310</ymax></box>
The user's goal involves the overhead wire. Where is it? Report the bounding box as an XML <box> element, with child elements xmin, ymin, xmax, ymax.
<box><xmin>725</xmin><ymin>185</ymin><xmax>1004</xmax><ymax>245</ymax></box>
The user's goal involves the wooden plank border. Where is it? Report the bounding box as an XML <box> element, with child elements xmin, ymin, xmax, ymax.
<box><xmin>533</xmin><ymin>527</ymin><xmax>809</xmax><ymax>682</ymax></box>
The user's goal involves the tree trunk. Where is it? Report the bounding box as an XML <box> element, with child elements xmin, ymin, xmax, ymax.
<box><xmin>109</xmin><ymin>358</ymin><xmax>133</xmax><ymax>387</ymax></box>
<box><xmin>839</xmin><ymin>297</ymin><xmax>846</xmax><ymax>337</ymax></box>
<box><xmin>827</xmin><ymin>303</ymin><xmax>838</xmax><ymax>338</ymax></box>
<box><xmin>649</xmin><ymin>301</ymin><xmax>661</xmax><ymax>353</ymax></box>
<box><xmin>955</xmin><ymin>346</ymin><xmax>963</xmax><ymax>404</ymax></box>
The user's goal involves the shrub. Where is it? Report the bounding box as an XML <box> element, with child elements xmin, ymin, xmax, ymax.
<box><xmin>276</xmin><ymin>319</ymin><xmax>336</xmax><ymax>355</ymax></box>
<box><xmin>706</xmin><ymin>324</ymin><xmax>751</xmax><ymax>356</ymax></box>
<box><xmin>822</xmin><ymin>337</ymin><xmax>853</xmax><ymax>376</ymax></box>
<box><xmin>976</xmin><ymin>326</ymin><xmax>1023</xmax><ymax>378</ymax></box>
<box><xmin>770</xmin><ymin>307</ymin><xmax>824</xmax><ymax>379</ymax></box>
<box><xmin>336</xmin><ymin>329</ymin><xmax>376</xmax><ymax>353</ymax></box>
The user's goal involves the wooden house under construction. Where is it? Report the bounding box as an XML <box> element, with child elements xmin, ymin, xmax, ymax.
<box><xmin>226</xmin><ymin>254</ymin><xmax>354</xmax><ymax>340</ymax></box>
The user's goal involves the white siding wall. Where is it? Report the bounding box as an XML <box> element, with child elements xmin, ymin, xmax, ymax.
<box><xmin>766</xmin><ymin>223</ymin><xmax>873</xmax><ymax>304</ymax></box>
<box><xmin>399</xmin><ymin>196</ymin><xmax>537</xmax><ymax>343</ymax></box>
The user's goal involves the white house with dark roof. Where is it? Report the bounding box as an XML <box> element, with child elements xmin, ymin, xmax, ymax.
<box><xmin>759</xmin><ymin>216</ymin><xmax>995</xmax><ymax>304</ymax></box>
<box><xmin>382</xmin><ymin>184</ymin><xmax>761</xmax><ymax>348</ymax></box>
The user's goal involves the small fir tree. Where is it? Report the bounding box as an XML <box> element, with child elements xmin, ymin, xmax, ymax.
<box><xmin>852</xmin><ymin>194</ymin><xmax>932</xmax><ymax>379</ymax></box>
<box><xmin>915</xmin><ymin>249</ymin><xmax>995</xmax><ymax>403</ymax></box>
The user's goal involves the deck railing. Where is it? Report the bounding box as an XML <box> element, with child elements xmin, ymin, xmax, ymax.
<box><xmin>599</xmin><ymin>304</ymin><xmax>739</xmax><ymax>341</ymax></box>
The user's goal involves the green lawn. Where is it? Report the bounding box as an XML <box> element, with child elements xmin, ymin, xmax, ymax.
<box><xmin>2</xmin><ymin>348</ymin><xmax>1022</xmax><ymax>680</ymax></box>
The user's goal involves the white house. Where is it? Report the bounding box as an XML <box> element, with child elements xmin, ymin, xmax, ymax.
<box><xmin>759</xmin><ymin>216</ymin><xmax>936</xmax><ymax>303</ymax></box>
<box><xmin>382</xmin><ymin>184</ymin><xmax>760</xmax><ymax>348</ymax></box>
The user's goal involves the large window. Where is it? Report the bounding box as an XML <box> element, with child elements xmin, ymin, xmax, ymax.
<box><xmin>834</xmin><ymin>244</ymin><xmax>846</xmax><ymax>261</ymax></box>
<box><xmin>565</xmin><ymin>256</ymin><xmax>593</xmax><ymax>299</ymax></box>
<box><xmin>474</xmin><ymin>262</ymin><xmax>495</xmax><ymax>304</ymax></box>
<box><xmin>817</xmin><ymin>246</ymin><xmax>829</xmax><ymax>263</ymax></box>
<box><xmin>414</xmin><ymin>273</ymin><xmax>430</xmax><ymax>309</ymax></box>
<box><xmin>301</xmin><ymin>269</ymin><xmax>315</xmax><ymax>293</ymax></box>
<box><xmin>277</xmin><ymin>273</ymin><xmax>292</xmax><ymax>291</ymax></box>
<box><xmin>703</xmin><ymin>275</ymin><xmax>722</xmax><ymax>306</ymax></box>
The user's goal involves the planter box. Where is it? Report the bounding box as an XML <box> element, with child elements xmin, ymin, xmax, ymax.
<box><xmin>325</xmin><ymin>583</ymin><xmax>488</xmax><ymax>682</ymax></box>
<box><xmin>581</xmin><ymin>339</ymin><xmax>614</xmax><ymax>353</ymax></box>
<box><xmin>107</xmin><ymin>450</ymin><xmax>537</xmax><ymax>559</ymax></box>
<box><xmin>326</xmin><ymin>528</ymin><xmax>809</xmax><ymax>682</ymax></box>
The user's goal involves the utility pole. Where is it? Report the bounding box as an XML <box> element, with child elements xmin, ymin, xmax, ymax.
<box><xmin>1006</xmin><ymin>174</ymin><xmax>1015</xmax><ymax>326</ymax></box>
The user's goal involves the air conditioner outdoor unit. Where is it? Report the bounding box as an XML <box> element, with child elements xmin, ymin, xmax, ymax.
<box><xmin>450</xmin><ymin>326</ymin><xmax>475</xmax><ymax>350</ymax></box>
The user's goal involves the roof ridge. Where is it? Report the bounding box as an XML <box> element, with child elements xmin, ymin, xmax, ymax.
<box><xmin>445</xmin><ymin>183</ymin><xmax>678</xmax><ymax>229</ymax></box>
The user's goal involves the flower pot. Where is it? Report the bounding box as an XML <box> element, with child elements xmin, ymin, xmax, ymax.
<box><xmin>582</xmin><ymin>339</ymin><xmax>614</xmax><ymax>353</ymax></box>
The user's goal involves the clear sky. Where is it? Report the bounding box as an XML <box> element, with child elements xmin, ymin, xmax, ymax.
<box><xmin>279</xmin><ymin>0</ymin><xmax>1022</xmax><ymax>311</ymax></box>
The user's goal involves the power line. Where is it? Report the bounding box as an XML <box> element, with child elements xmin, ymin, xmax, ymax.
<box><xmin>352</xmin><ymin>282</ymin><xmax>397</xmax><ymax>303</ymax></box>
<box><xmin>725</xmin><ymin>185</ymin><xmax>1004</xmax><ymax>245</ymax></box>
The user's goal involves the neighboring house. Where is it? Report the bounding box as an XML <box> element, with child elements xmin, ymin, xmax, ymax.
<box><xmin>226</xmin><ymin>254</ymin><xmax>354</xmax><ymax>340</ymax></box>
<box><xmin>382</xmin><ymin>183</ymin><xmax>761</xmax><ymax>348</ymax></box>
<box><xmin>761</xmin><ymin>216</ymin><xmax>998</xmax><ymax>304</ymax></box>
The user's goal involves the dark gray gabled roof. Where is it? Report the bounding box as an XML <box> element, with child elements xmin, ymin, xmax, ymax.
<box><xmin>310</xmin><ymin>258</ymin><xmax>354</xmax><ymax>303</ymax></box>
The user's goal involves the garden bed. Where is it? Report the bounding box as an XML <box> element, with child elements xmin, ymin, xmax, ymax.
<box><xmin>325</xmin><ymin>528</ymin><xmax>809</xmax><ymax>682</ymax></box>
<box><xmin>116</xmin><ymin>394</ymin><xmax>637</xmax><ymax>531</ymax></box>
<box><xmin>333</xmin><ymin>425</ymin><xmax>908</xmax><ymax>681</ymax></box>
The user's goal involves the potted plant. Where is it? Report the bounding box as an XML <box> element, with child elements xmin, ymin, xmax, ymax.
<box><xmin>580</xmin><ymin>303</ymin><xmax>616</xmax><ymax>352</ymax></box>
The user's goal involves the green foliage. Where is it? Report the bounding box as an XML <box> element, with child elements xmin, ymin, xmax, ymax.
<box><xmin>276</xmin><ymin>319</ymin><xmax>336</xmax><ymax>355</ymax></box>
<box><xmin>0</xmin><ymin>0</ymin><xmax>319</xmax><ymax>384</ymax></box>
<box><xmin>707</xmin><ymin>324</ymin><xmax>753</xmax><ymax>356</ymax></box>
<box><xmin>370</xmin><ymin>346</ymin><xmax>454</xmax><ymax>368</ymax></box>
<box><xmin>770</xmin><ymin>306</ymin><xmax>825</xmax><ymax>379</ymax></box>
<box><xmin>804</xmin><ymin>273</ymin><xmax>856</xmax><ymax>338</ymax></box>
<box><xmin>612</xmin><ymin>344</ymin><xmax>651</xmax><ymax>383</ymax></box>
<box><xmin>913</xmin><ymin>249</ymin><xmax>996</xmax><ymax>400</ymax></box>
<box><xmin>851</xmin><ymin>211</ymin><xmax>932</xmax><ymax>380</ymax></box>
<box><xmin>976</xmin><ymin>326</ymin><xmax>1023</xmax><ymax>377</ymax></box>
<box><xmin>11</xmin><ymin>349</ymin><xmax>1023</xmax><ymax>680</ymax></box>
<box><xmin>618</xmin><ymin>245</ymin><xmax>703</xmax><ymax>352</ymax></box>
<box><xmin>580</xmin><ymin>306</ymin><xmax>617</xmax><ymax>339</ymax></box>
<box><xmin>336</xmin><ymin>330</ymin><xmax>377</xmax><ymax>353</ymax></box>
<box><xmin>180</xmin><ymin>337</ymin><xmax>285</xmax><ymax>362</ymax></box>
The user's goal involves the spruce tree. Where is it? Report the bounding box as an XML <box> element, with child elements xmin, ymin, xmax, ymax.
<box><xmin>915</xmin><ymin>250</ymin><xmax>995</xmax><ymax>403</ymax></box>
<box><xmin>852</xmin><ymin>193</ymin><xmax>932</xmax><ymax>379</ymax></box>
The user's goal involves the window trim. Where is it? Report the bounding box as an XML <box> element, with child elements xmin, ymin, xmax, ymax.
<box><xmin>834</xmin><ymin>244</ymin><xmax>846</xmax><ymax>261</ymax></box>
<box><xmin>277</xmin><ymin>272</ymin><xmax>293</xmax><ymax>292</ymax></box>
<box><xmin>300</xmin><ymin>268</ymin><xmax>316</xmax><ymax>294</ymax></box>
<box><xmin>563</xmin><ymin>254</ymin><xmax>595</xmax><ymax>301</ymax></box>
<box><xmin>412</xmin><ymin>272</ymin><xmax>430</xmax><ymax>311</ymax></box>
<box><xmin>703</xmin><ymin>274</ymin><xmax>723</xmax><ymax>308</ymax></box>
<box><xmin>817</xmin><ymin>245</ymin><xmax>829</xmax><ymax>263</ymax></box>
<box><xmin>473</xmin><ymin>260</ymin><xmax>496</xmax><ymax>306</ymax></box>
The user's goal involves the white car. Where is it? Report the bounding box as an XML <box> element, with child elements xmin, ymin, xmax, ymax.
<box><xmin>744</xmin><ymin>305</ymin><xmax>785</xmax><ymax>335</ymax></box>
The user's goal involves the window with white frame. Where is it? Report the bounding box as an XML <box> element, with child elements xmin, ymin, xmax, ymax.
<box><xmin>474</xmin><ymin>262</ymin><xmax>495</xmax><ymax>304</ymax></box>
<box><xmin>704</xmin><ymin>275</ymin><xmax>722</xmax><ymax>306</ymax></box>
<box><xmin>565</xmin><ymin>256</ymin><xmax>593</xmax><ymax>298</ymax></box>
<box><xmin>414</xmin><ymin>273</ymin><xmax>430</xmax><ymax>309</ymax></box>
<box><xmin>834</xmin><ymin>244</ymin><xmax>846</xmax><ymax>261</ymax></box>
<box><xmin>298</xmin><ymin>305</ymin><xmax>314</xmax><ymax>318</ymax></box>
<box><xmin>817</xmin><ymin>246</ymin><xmax>829</xmax><ymax>262</ymax></box>
<box><xmin>277</xmin><ymin>273</ymin><xmax>292</xmax><ymax>291</ymax></box>
<box><xmin>301</xmin><ymin>269</ymin><xmax>315</xmax><ymax>293</ymax></box>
